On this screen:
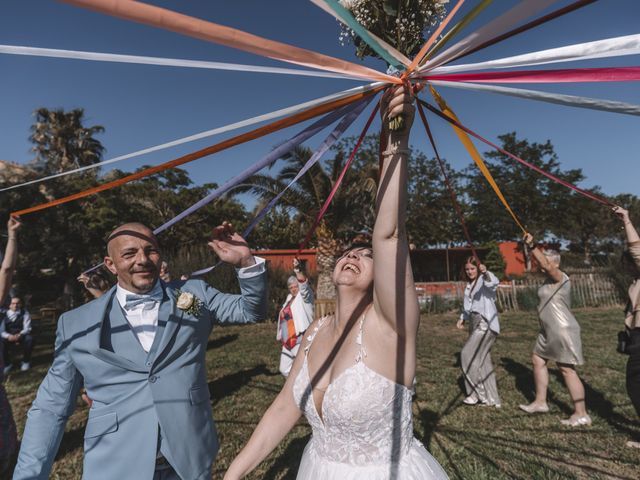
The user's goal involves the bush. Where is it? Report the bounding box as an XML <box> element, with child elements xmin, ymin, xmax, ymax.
<box><xmin>422</xmin><ymin>294</ymin><xmax>460</xmax><ymax>315</ymax></box>
<box><xmin>516</xmin><ymin>287</ymin><xmax>539</xmax><ymax>311</ymax></box>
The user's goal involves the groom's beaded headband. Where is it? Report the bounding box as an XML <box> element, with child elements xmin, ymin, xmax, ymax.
<box><xmin>106</xmin><ymin>229</ymin><xmax>159</xmax><ymax>246</ymax></box>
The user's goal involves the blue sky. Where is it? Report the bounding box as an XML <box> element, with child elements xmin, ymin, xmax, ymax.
<box><xmin>1</xmin><ymin>0</ymin><xmax>638</xmax><ymax>212</ymax></box>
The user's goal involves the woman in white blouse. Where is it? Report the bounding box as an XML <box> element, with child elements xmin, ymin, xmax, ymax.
<box><xmin>457</xmin><ymin>256</ymin><xmax>501</xmax><ymax>407</ymax></box>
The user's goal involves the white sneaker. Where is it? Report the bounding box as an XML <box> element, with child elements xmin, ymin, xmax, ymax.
<box><xmin>560</xmin><ymin>415</ymin><xmax>592</xmax><ymax>427</ymax></box>
<box><xmin>463</xmin><ymin>395</ymin><xmax>480</xmax><ymax>405</ymax></box>
<box><xmin>20</xmin><ymin>362</ymin><xmax>30</xmax><ymax>372</ymax></box>
<box><xmin>3</xmin><ymin>365</ymin><xmax>12</xmax><ymax>375</ymax></box>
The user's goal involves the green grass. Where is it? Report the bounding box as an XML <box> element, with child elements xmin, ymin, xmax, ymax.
<box><xmin>5</xmin><ymin>309</ymin><xmax>640</xmax><ymax>479</ymax></box>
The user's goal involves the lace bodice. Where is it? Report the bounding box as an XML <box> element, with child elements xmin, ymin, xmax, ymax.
<box><xmin>292</xmin><ymin>315</ymin><xmax>415</xmax><ymax>466</ymax></box>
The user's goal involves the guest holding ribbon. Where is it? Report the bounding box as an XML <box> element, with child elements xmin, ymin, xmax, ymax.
<box><xmin>276</xmin><ymin>258</ymin><xmax>314</xmax><ymax>377</ymax></box>
<box><xmin>0</xmin><ymin>217</ymin><xmax>21</xmax><ymax>477</ymax></box>
<box><xmin>457</xmin><ymin>257</ymin><xmax>501</xmax><ymax>408</ymax></box>
<box><xmin>78</xmin><ymin>270</ymin><xmax>111</xmax><ymax>300</ymax></box>
<box><xmin>612</xmin><ymin>206</ymin><xmax>640</xmax><ymax>448</ymax></box>
<box><xmin>14</xmin><ymin>221</ymin><xmax>267</xmax><ymax>480</ymax></box>
<box><xmin>519</xmin><ymin>233</ymin><xmax>590</xmax><ymax>427</ymax></box>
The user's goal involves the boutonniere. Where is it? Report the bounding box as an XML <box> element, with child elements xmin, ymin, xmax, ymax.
<box><xmin>175</xmin><ymin>290</ymin><xmax>203</xmax><ymax>317</ymax></box>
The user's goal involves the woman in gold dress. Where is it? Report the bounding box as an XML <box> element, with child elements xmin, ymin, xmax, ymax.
<box><xmin>518</xmin><ymin>233</ymin><xmax>590</xmax><ymax>426</ymax></box>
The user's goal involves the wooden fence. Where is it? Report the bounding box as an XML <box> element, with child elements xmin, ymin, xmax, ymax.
<box><xmin>495</xmin><ymin>273</ymin><xmax>623</xmax><ymax>311</ymax></box>
<box><xmin>313</xmin><ymin>272</ymin><xmax>623</xmax><ymax>316</ymax></box>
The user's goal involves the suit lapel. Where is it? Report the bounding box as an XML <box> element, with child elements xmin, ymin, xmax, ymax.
<box><xmin>148</xmin><ymin>283</ymin><xmax>184</xmax><ymax>366</ymax></box>
<box><xmin>87</xmin><ymin>288</ymin><xmax>149</xmax><ymax>373</ymax></box>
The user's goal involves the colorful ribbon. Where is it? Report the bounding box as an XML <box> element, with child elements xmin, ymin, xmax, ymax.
<box><xmin>311</xmin><ymin>0</ymin><xmax>411</xmax><ymax>67</ymax></box>
<box><xmin>416</xmin><ymin>101</ymin><xmax>479</xmax><ymax>259</ymax></box>
<box><xmin>424</xmin><ymin>0</ymin><xmax>561</xmax><ymax>71</ymax></box>
<box><xmin>407</xmin><ymin>0</ymin><xmax>466</xmax><ymax>73</ymax></box>
<box><xmin>452</xmin><ymin>0</ymin><xmax>599</xmax><ymax>64</ymax></box>
<box><xmin>0</xmin><ymin>44</ymin><xmax>364</xmax><ymax>80</ymax></box>
<box><xmin>429</xmin><ymin>80</ymin><xmax>640</xmax><ymax>117</ymax></box>
<box><xmin>11</xmin><ymin>85</ymin><xmax>384</xmax><ymax>217</ymax></box>
<box><xmin>419</xmin><ymin>98</ymin><xmax>613</xmax><ymax>207</ymax></box>
<box><xmin>63</xmin><ymin>0</ymin><xmax>399</xmax><ymax>84</ymax></box>
<box><xmin>421</xmin><ymin>0</ymin><xmax>494</xmax><ymax>63</ymax></box>
<box><xmin>423</xmin><ymin>66</ymin><xmax>640</xmax><ymax>84</ymax></box>
<box><xmin>189</xmin><ymin>97</ymin><xmax>375</xmax><ymax>276</ymax></box>
<box><xmin>154</xmin><ymin>98</ymin><xmax>372</xmax><ymax>235</ymax></box>
<box><xmin>428</xmin><ymin>86</ymin><xmax>527</xmax><ymax>234</ymax></box>
<box><xmin>297</xmin><ymin>101</ymin><xmax>380</xmax><ymax>253</ymax></box>
<box><xmin>427</xmin><ymin>33</ymin><xmax>640</xmax><ymax>74</ymax></box>
<box><xmin>1</xmin><ymin>81</ymin><xmax>383</xmax><ymax>193</ymax></box>
<box><xmin>312</xmin><ymin>0</ymin><xmax>407</xmax><ymax>69</ymax></box>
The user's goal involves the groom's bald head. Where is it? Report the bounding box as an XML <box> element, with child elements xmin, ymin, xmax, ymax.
<box><xmin>104</xmin><ymin>223</ymin><xmax>162</xmax><ymax>293</ymax></box>
<box><xmin>106</xmin><ymin>223</ymin><xmax>158</xmax><ymax>256</ymax></box>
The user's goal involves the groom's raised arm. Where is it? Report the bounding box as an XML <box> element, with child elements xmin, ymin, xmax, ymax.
<box><xmin>14</xmin><ymin>314</ymin><xmax>83</xmax><ymax>480</ymax></box>
<box><xmin>202</xmin><ymin>257</ymin><xmax>268</xmax><ymax>324</ymax></box>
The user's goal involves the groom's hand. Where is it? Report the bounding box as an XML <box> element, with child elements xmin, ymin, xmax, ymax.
<box><xmin>208</xmin><ymin>222</ymin><xmax>255</xmax><ymax>268</ymax></box>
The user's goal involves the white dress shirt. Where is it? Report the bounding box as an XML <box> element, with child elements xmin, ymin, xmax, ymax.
<box><xmin>461</xmin><ymin>271</ymin><xmax>501</xmax><ymax>334</ymax></box>
<box><xmin>116</xmin><ymin>257</ymin><xmax>266</xmax><ymax>352</ymax></box>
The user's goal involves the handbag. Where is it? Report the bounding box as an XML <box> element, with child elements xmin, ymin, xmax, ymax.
<box><xmin>617</xmin><ymin>330</ymin><xmax>631</xmax><ymax>355</ymax></box>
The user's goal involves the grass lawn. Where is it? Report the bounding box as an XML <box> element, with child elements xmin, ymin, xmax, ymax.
<box><xmin>5</xmin><ymin>308</ymin><xmax>640</xmax><ymax>479</ymax></box>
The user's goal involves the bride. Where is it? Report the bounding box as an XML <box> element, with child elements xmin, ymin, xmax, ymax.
<box><xmin>224</xmin><ymin>85</ymin><xmax>448</xmax><ymax>479</ymax></box>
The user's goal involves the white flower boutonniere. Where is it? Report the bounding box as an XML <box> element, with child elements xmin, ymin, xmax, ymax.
<box><xmin>176</xmin><ymin>290</ymin><xmax>203</xmax><ymax>317</ymax></box>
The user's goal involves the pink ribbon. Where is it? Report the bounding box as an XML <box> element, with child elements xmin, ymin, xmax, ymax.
<box><xmin>422</xmin><ymin>66</ymin><xmax>640</xmax><ymax>84</ymax></box>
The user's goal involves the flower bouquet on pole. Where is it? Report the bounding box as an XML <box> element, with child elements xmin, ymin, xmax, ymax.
<box><xmin>337</xmin><ymin>0</ymin><xmax>447</xmax><ymax>130</ymax></box>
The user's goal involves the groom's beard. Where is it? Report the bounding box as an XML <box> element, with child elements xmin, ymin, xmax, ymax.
<box><xmin>128</xmin><ymin>266</ymin><xmax>159</xmax><ymax>293</ymax></box>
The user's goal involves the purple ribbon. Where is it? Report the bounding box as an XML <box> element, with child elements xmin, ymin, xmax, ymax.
<box><xmin>153</xmin><ymin>100</ymin><xmax>366</xmax><ymax>236</ymax></box>
<box><xmin>190</xmin><ymin>96</ymin><xmax>374</xmax><ymax>276</ymax></box>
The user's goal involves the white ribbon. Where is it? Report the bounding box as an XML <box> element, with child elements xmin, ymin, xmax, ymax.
<box><xmin>429</xmin><ymin>80</ymin><xmax>640</xmax><ymax>116</ymax></box>
<box><xmin>0</xmin><ymin>44</ymin><xmax>364</xmax><ymax>81</ymax></box>
<box><xmin>0</xmin><ymin>81</ymin><xmax>384</xmax><ymax>192</ymax></box>
<box><xmin>423</xmin><ymin>0</ymin><xmax>560</xmax><ymax>71</ymax></box>
<box><xmin>425</xmin><ymin>34</ymin><xmax>640</xmax><ymax>74</ymax></box>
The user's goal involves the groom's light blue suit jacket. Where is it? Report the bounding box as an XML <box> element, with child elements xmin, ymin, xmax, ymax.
<box><xmin>14</xmin><ymin>271</ymin><xmax>267</xmax><ymax>480</ymax></box>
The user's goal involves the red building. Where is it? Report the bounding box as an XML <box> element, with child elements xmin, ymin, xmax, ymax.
<box><xmin>254</xmin><ymin>242</ymin><xmax>528</xmax><ymax>280</ymax></box>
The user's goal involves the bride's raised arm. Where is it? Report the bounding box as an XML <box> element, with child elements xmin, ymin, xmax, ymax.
<box><xmin>372</xmin><ymin>85</ymin><xmax>419</xmax><ymax>337</ymax></box>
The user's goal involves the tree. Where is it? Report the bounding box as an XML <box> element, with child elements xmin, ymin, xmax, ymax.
<box><xmin>248</xmin><ymin>206</ymin><xmax>302</xmax><ymax>250</ymax></box>
<box><xmin>29</xmin><ymin>108</ymin><xmax>104</xmax><ymax>174</ymax></box>
<box><xmin>237</xmin><ymin>139</ymin><xmax>380</xmax><ymax>299</ymax></box>
<box><xmin>1</xmin><ymin>108</ymin><xmax>250</xmax><ymax>305</ymax></box>
<box><xmin>406</xmin><ymin>152</ymin><xmax>466</xmax><ymax>248</ymax></box>
<box><xmin>464</xmin><ymin>132</ymin><xmax>590</xmax><ymax>243</ymax></box>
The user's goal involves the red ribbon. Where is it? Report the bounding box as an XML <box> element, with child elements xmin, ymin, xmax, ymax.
<box><xmin>453</xmin><ymin>0</ymin><xmax>599</xmax><ymax>63</ymax></box>
<box><xmin>416</xmin><ymin>102</ymin><xmax>480</xmax><ymax>262</ymax></box>
<box><xmin>297</xmin><ymin>103</ymin><xmax>380</xmax><ymax>253</ymax></box>
<box><xmin>418</xmin><ymin>99</ymin><xmax>613</xmax><ymax>207</ymax></box>
<box><xmin>422</xmin><ymin>66</ymin><xmax>640</xmax><ymax>84</ymax></box>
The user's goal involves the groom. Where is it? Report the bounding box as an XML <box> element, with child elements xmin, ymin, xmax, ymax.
<box><xmin>14</xmin><ymin>222</ymin><xmax>267</xmax><ymax>480</ymax></box>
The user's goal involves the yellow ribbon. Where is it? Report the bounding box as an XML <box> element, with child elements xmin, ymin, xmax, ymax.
<box><xmin>429</xmin><ymin>85</ymin><xmax>527</xmax><ymax>234</ymax></box>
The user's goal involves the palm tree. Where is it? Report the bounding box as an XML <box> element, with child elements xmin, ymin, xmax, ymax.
<box><xmin>237</xmin><ymin>141</ymin><xmax>379</xmax><ymax>300</ymax></box>
<box><xmin>29</xmin><ymin>108</ymin><xmax>105</xmax><ymax>174</ymax></box>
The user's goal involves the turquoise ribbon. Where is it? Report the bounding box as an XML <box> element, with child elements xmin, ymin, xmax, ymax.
<box><xmin>324</xmin><ymin>0</ymin><xmax>404</xmax><ymax>70</ymax></box>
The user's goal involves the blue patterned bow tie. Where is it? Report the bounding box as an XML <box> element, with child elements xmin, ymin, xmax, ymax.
<box><xmin>124</xmin><ymin>291</ymin><xmax>163</xmax><ymax>311</ymax></box>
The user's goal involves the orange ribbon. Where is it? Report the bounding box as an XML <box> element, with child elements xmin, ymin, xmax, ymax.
<box><xmin>12</xmin><ymin>85</ymin><xmax>385</xmax><ymax>217</ymax></box>
<box><xmin>406</xmin><ymin>0</ymin><xmax>466</xmax><ymax>74</ymax></box>
<box><xmin>63</xmin><ymin>0</ymin><xmax>400</xmax><ymax>85</ymax></box>
<box><xmin>429</xmin><ymin>86</ymin><xmax>527</xmax><ymax>235</ymax></box>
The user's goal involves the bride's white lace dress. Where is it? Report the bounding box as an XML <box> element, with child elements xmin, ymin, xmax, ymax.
<box><xmin>292</xmin><ymin>316</ymin><xmax>448</xmax><ymax>479</ymax></box>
